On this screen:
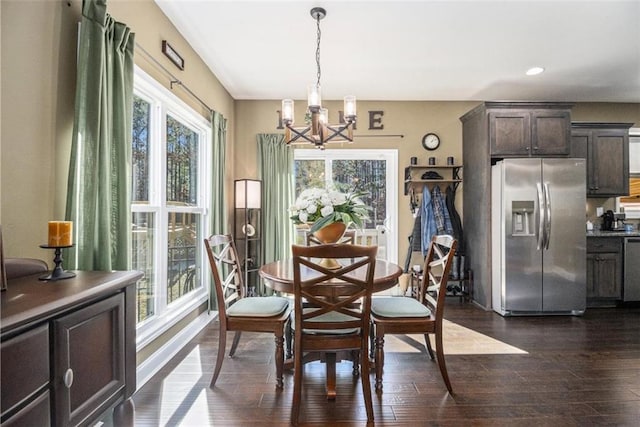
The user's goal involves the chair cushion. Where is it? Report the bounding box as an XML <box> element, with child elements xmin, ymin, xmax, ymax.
<box><xmin>292</xmin><ymin>308</ymin><xmax>360</xmax><ymax>335</ymax></box>
<box><xmin>227</xmin><ymin>296</ymin><xmax>290</xmax><ymax>317</ymax></box>
<box><xmin>371</xmin><ymin>297</ymin><xmax>431</xmax><ymax>318</ymax></box>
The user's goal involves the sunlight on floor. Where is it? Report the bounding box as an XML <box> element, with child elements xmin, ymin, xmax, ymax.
<box><xmin>385</xmin><ymin>319</ymin><xmax>528</xmax><ymax>355</ymax></box>
<box><xmin>160</xmin><ymin>346</ymin><xmax>206</xmax><ymax>424</ymax></box>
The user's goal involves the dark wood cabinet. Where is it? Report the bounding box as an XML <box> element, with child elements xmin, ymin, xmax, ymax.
<box><xmin>0</xmin><ymin>324</ymin><xmax>50</xmax><ymax>425</ymax></box>
<box><xmin>53</xmin><ymin>293</ymin><xmax>125</xmax><ymax>426</ymax></box>
<box><xmin>488</xmin><ymin>104</ymin><xmax>572</xmax><ymax>157</ymax></box>
<box><xmin>460</xmin><ymin>102</ymin><xmax>573</xmax><ymax>308</ymax></box>
<box><xmin>1</xmin><ymin>270</ymin><xmax>142</xmax><ymax>427</ymax></box>
<box><xmin>586</xmin><ymin>237</ymin><xmax>622</xmax><ymax>306</ymax></box>
<box><xmin>571</xmin><ymin>122</ymin><xmax>632</xmax><ymax>196</ymax></box>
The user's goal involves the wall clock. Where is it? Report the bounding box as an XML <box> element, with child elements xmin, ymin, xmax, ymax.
<box><xmin>422</xmin><ymin>133</ymin><xmax>440</xmax><ymax>151</ymax></box>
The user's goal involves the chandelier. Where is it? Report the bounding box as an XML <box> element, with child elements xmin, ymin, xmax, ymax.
<box><xmin>281</xmin><ymin>7</ymin><xmax>356</xmax><ymax>149</ymax></box>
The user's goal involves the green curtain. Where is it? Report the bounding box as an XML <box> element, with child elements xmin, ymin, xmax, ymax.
<box><xmin>65</xmin><ymin>0</ymin><xmax>135</xmax><ymax>270</ymax></box>
<box><xmin>257</xmin><ymin>134</ymin><xmax>294</xmax><ymax>295</ymax></box>
<box><xmin>210</xmin><ymin>111</ymin><xmax>227</xmax><ymax>235</ymax></box>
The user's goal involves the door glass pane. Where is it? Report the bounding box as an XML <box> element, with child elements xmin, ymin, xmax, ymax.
<box><xmin>132</xmin><ymin>96</ymin><xmax>151</xmax><ymax>203</ymax></box>
<box><xmin>333</xmin><ymin>159</ymin><xmax>387</xmax><ymax>228</ymax></box>
<box><xmin>167</xmin><ymin>213</ymin><xmax>201</xmax><ymax>304</ymax></box>
<box><xmin>294</xmin><ymin>159</ymin><xmax>325</xmax><ymax>198</ymax></box>
<box><xmin>132</xmin><ymin>212</ymin><xmax>155</xmax><ymax>323</ymax></box>
<box><xmin>166</xmin><ymin>115</ymin><xmax>199</xmax><ymax>207</ymax></box>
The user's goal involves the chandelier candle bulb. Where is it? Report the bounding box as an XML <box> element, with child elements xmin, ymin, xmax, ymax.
<box><xmin>282</xmin><ymin>99</ymin><xmax>294</xmax><ymax>123</ymax></box>
<box><xmin>307</xmin><ymin>84</ymin><xmax>321</xmax><ymax>108</ymax></box>
<box><xmin>48</xmin><ymin>221</ymin><xmax>73</xmax><ymax>247</ymax></box>
<box><xmin>344</xmin><ymin>95</ymin><xmax>357</xmax><ymax>119</ymax></box>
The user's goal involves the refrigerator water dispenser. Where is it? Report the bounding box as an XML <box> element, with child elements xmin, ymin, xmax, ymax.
<box><xmin>511</xmin><ymin>201</ymin><xmax>534</xmax><ymax>236</ymax></box>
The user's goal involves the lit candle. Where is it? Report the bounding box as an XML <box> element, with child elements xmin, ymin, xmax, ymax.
<box><xmin>48</xmin><ymin>221</ymin><xmax>73</xmax><ymax>247</ymax></box>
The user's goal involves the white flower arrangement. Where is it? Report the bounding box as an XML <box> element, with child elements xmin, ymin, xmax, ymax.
<box><xmin>290</xmin><ymin>187</ymin><xmax>370</xmax><ymax>233</ymax></box>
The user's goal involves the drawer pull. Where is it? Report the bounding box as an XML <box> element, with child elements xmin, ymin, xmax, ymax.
<box><xmin>64</xmin><ymin>368</ymin><xmax>74</xmax><ymax>388</ymax></box>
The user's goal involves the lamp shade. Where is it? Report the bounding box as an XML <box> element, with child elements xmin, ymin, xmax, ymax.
<box><xmin>235</xmin><ymin>179</ymin><xmax>261</xmax><ymax>209</ymax></box>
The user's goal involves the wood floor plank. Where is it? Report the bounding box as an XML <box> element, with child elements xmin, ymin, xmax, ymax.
<box><xmin>127</xmin><ymin>302</ymin><xmax>640</xmax><ymax>426</ymax></box>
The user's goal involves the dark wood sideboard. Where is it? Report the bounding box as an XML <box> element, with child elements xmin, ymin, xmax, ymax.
<box><xmin>1</xmin><ymin>270</ymin><xmax>143</xmax><ymax>426</ymax></box>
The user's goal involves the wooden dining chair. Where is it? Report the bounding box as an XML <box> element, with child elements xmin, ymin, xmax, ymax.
<box><xmin>370</xmin><ymin>234</ymin><xmax>457</xmax><ymax>394</ymax></box>
<box><xmin>204</xmin><ymin>234</ymin><xmax>291</xmax><ymax>389</ymax></box>
<box><xmin>291</xmin><ymin>243</ymin><xmax>377</xmax><ymax>425</ymax></box>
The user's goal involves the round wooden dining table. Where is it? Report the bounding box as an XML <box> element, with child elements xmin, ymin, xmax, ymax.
<box><xmin>259</xmin><ymin>258</ymin><xmax>403</xmax><ymax>399</ymax></box>
<box><xmin>259</xmin><ymin>258</ymin><xmax>403</xmax><ymax>294</ymax></box>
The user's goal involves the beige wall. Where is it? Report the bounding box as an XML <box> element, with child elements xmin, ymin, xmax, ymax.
<box><xmin>1</xmin><ymin>0</ymin><xmax>235</xmax><ymax>259</ymax></box>
<box><xmin>1</xmin><ymin>0</ymin><xmax>79</xmax><ymax>257</ymax></box>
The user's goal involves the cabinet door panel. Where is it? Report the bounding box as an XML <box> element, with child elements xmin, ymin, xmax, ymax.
<box><xmin>54</xmin><ymin>293</ymin><xmax>125</xmax><ymax>427</ymax></box>
<box><xmin>571</xmin><ymin>131</ymin><xmax>593</xmax><ymax>191</ymax></box>
<box><xmin>2</xmin><ymin>391</ymin><xmax>50</xmax><ymax>427</ymax></box>
<box><xmin>592</xmin><ymin>132</ymin><xmax>628</xmax><ymax>195</ymax></box>
<box><xmin>594</xmin><ymin>253</ymin><xmax>622</xmax><ymax>299</ymax></box>
<box><xmin>1</xmin><ymin>324</ymin><xmax>49</xmax><ymax>416</ymax></box>
<box><xmin>586</xmin><ymin>254</ymin><xmax>597</xmax><ymax>298</ymax></box>
<box><xmin>532</xmin><ymin>111</ymin><xmax>570</xmax><ymax>155</ymax></box>
<box><xmin>490</xmin><ymin>112</ymin><xmax>531</xmax><ymax>156</ymax></box>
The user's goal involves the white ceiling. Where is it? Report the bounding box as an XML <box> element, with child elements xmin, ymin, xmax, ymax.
<box><xmin>155</xmin><ymin>0</ymin><xmax>640</xmax><ymax>103</ymax></box>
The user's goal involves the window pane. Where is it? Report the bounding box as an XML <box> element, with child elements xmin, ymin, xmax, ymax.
<box><xmin>166</xmin><ymin>115</ymin><xmax>199</xmax><ymax>206</ymax></box>
<box><xmin>133</xmin><ymin>212</ymin><xmax>155</xmax><ymax>323</ymax></box>
<box><xmin>333</xmin><ymin>160</ymin><xmax>387</xmax><ymax>227</ymax></box>
<box><xmin>167</xmin><ymin>213</ymin><xmax>201</xmax><ymax>304</ymax></box>
<box><xmin>133</xmin><ymin>96</ymin><xmax>151</xmax><ymax>203</ymax></box>
<box><xmin>294</xmin><ymin>159</ymin><xmax>325</xmax><ymax>198</ymax></box>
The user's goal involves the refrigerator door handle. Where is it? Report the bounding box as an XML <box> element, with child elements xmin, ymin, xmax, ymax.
<box><xmin>536</xmin><ymin>182</ymin><xmax>545</xmax><ymax>250</ymax></box>
<box><xmin>543</xmin><ymin>182</ymin><xmax>552</xmax><ymax>250</ymax></box>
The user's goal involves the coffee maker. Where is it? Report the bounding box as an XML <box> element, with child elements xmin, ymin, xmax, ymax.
<box><xmin>601</xmin><ymin>210</ymin><xmax>615</xmax><ymax>231</ymax></box>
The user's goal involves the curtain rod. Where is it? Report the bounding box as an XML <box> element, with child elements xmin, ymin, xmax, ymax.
<box><xmin>353</xmin><ymin>134</ymin><xmax>405</xmax><ymax>138</ymax></box>
<box><xmin>135</xmin><ymin>42</ymin><xmax>213</xmax><ymax>115</ymax></box>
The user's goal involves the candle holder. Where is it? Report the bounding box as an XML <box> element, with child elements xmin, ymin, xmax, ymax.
<box><xmin>38</xmin><ymin>244</ymin><xmax>76</xmax><ymax>281</ymax></box>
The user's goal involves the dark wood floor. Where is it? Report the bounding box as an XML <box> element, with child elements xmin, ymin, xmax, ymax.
<box><xmin>131</xmin><ymin>301</ymin><xmax>640</xmax><ymax>426</ymax></box>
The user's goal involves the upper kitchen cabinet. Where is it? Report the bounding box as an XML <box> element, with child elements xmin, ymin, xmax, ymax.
<box><xmin>571</xmin><ymin>122</ymin><xmax>633</xmax><ymax>197</ymax></box>
<box><xmin>490</xmin><ymin>106</ymin><xmax>572</xmax><ymax>157</ymax></box>
<box><xmin>460</xmin><ymin>102</ymin><xmax>573</xmax><ymax>158</ymax></box>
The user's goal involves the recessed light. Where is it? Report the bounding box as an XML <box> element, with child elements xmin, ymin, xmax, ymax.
<box><xmin>526</xmin><ymin>67</ymin><xmax>545</xmax><ymax>76</ymax></box>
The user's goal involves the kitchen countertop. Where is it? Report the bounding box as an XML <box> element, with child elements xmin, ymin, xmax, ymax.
<box><xmin>587</xmin><ymin>230</ymin><xmax>640</xmax><ymax>237</ymax></box>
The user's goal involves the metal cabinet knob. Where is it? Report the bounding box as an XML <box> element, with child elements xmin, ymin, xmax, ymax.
<box><xmin>64</xmin><ymin>368</ymin><xmax>74</xmax><ymax>388</ymax></box>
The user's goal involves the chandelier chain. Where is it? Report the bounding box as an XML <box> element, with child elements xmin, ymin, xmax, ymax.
<box><xmin>315</xmin><ymin>13</ymin><xmax>321</xmax><ymax>87</ymax></box>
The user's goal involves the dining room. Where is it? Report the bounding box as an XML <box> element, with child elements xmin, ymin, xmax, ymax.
<box><xmin>2</xmin><ymin>1</ymin><xmax>640</xmax><ymax>426</ymax></box>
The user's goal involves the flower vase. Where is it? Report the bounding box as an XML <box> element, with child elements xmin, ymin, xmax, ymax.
<box><xmin>312</xmin><ymin>222</ymin><xmax>347</xmax><ymax>270</ymax></box>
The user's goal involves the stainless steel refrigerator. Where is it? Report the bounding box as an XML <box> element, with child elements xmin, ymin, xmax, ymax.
<box><xmin>491</xmin><ymin>158</ymin><xmax>586</xmax><ymax>315</ymax></box>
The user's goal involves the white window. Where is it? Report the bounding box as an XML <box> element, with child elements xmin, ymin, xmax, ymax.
<box><xmin>294</xmin><ymin>149</ymin><xmax>398</xmax><ymax>263</ymax></box>
<box><xmin>131</xmin><ymin>67</ymin><xmax>211</xmax><ymax>348</ymax></box>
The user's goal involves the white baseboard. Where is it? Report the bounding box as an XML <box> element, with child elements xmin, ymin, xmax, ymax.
<box><xmin>136</xmin><ymin>310</ymin><xmax>217</xmax><ymax>390</ymax></box>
